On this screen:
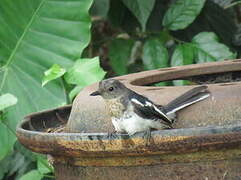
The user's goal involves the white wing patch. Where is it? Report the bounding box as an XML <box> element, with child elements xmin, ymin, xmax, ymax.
<box><xmin>145</xmin><ymin>101</ymin><xmax>152</xmax><ymax>106</ymax></box>
<box><xmin>131</xmin><ymin>98</ymin><xmax>171</xmax><ymax>122</ymax></box>
<box><xmin>152</xmin><ymin>103</ymin><xmax>170</xmax><ymax>121</ymax></box>
<box><xmin>131</xmin><ymin>98</ymin><xmax>144</xmax><ymax>106</ymax></box>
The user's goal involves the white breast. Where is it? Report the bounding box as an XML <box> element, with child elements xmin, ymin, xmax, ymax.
<box><xmin>112</xmin><ymin>111</ymin><xmax>166</xmax><ymax>135</ymax></box>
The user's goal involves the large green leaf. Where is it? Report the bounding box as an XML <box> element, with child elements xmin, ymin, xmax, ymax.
<box><xmin>122</xmin><ymin>0</ymin><xmax>155</xmax><ymax>31</ymax></box>
<box><xmin>163</xmin><ymin>0</ymin><xmax>206</xmax><ymax>30</ymax></box>
<box><xmin>0</xmin><ymin>0</ymin><xmax>93</xmax><ymax>158</ymax></box>
<box><xmin>192</xmin><ymin>32</ymin><xmax>235</xmax><ymax>63</ymax></box>
<box><xmin>64</xmin><ymin>57</ymin><xmax>106</xmax><ymax>86</ymax></box>
<box><xmin>142</xmin><ymin>38</ymin><xmax>169</xmax><ymax>70</ymax></box>
<box><xmin>0</xmin><ymin>93</ymin><xmax>17</xmax><ymax>111</ymax></box>
<box><xmin>0</xmin><ymin>122</ymin><xmax>16</xmax><ymax>161</ymax></box>
<box><xmin>109</xmin><ymin>39</ymin><xmax>134</xmax><ymax>75</ymax></box>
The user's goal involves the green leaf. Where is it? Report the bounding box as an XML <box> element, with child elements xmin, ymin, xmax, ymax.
<box><xmin>0</xmin><ymin>0</ymin><xmax>93</xmax><ymax>132</ymax></box>
<box><xmin>171</xmin><ymin>44</ymin><xmax>194</xmax><ymax>67</ymax></box>
<box><xmin>4</xmin><ymin>143</ymin><xmax>39</xmax><ymax>179</ymax></box>
<box><xmin>0</xmin><ymin>154</ymin><xmax>11</xmax><ymax>179</ymax></box>
<box><xmin>91</xmin><ymin>0</ymin><xmax>110</xmax><ymax>18</ymax></box>
<box><xmin>163</xmin><ymin>0</ymin><xmax>206</xmax><ymax>30</ymax></box>
<box><xmin>15</xmin><ymin>141</ymin><xmax>37</xmax><ymax>162</ymax></box>
<box><xmin>19</xmin><ymin>170</ymin><xmax>42</xmax><ymax>180</ymax></box>
<box><xmin>167</xmin><ymin>1</ymin><xmax>236</xmax><ymax>47</ymax></box>
<box><xmin>42</xmin><ymin>64</ymin><xmax>66</xmax><ymax>87</ymax></box>
<box><xmin>0</xmin><ymin>93</ymin><xmax>18</xmax><ymax>111</ymax></box>
<box><xmin>122</xmin><ymin>0</ymin><xmax>155</xmax><ymax>31</ymax></box>
<box><xmin>142</xmin><ymin>38</ymin><xmax>169</xmax><ymax>70</ymax></box>
<box><xmin>108</xmin><ymin>0</ymin><xmax>140</xmax><ymax>32</ymax></box>
<box><xmin>171</xmin><ymin>43</ymin><xmax>195</xmax><ymax>86</ymax></box>
<box><xmin>154</xmin><ymin>82</ymin><xmax>168</xmax><ymax>87</ymax></box>
<box><xmin>37</xmin><ymin>155</ymin><xmax>53</xmax><ymax>175</ymax></box>
<box><xmin>64</xmin><ymin>57</ymin><xmax>106</xmax><ymax>86</ymax></box>
<box><xmin>0</xmin><ymin>122</ymin><xmax>16</xmax><ymax>160</ymax></box>
<box><xmin>6</xmin><ymin>151</ymin><xmax>32</xmax><ymax>179</ymax></box>
<box><xmin>69</xmin><ymin>85</ymin><xmax>83</xmax><ymax>101</ymax></box>
<box><xmin>158</xmin><ymin>30</ymin><xmax>172</xmax><ymax>44</ymax></box>
<box><xmin>192</xmin><ymin>32</ymin><xmax>236</xmax><ymax>63</ymax></box>
<box><xmin>109</xmin><ymin>39</ymin><xmax>134</xmax><ymax>75</ymax></box>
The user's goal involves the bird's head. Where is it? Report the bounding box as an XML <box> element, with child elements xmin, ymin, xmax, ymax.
<box><xmin>90</xmin><ymin>79</ymin><xmax>127</xmax><ymax>99</ymax></box>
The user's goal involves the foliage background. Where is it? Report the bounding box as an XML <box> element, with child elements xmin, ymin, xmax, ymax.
<box><xmin>0</xmin><ymin>0</ymin><xmax>241</xmax><ymax>179</ymax></box>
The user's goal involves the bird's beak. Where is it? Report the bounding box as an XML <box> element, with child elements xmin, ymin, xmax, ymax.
<box><xmin>90</xmin><ymin>91</ymin><xmax>101</xmax><ymax>96</ymax></box>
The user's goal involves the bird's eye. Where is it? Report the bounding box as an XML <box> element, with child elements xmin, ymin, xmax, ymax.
<box><xmin>108</xmin><ymin>87</ymin><xmax>114</xmax><ymax>91</ymax></box>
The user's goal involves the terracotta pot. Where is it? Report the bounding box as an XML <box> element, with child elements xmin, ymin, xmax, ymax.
<box><xmin>17</xmin><ymin>60</ymin><xmax>241</xmax><ymax>179</ymax></box>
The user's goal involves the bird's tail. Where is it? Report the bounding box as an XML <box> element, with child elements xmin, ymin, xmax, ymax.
<box><xmin>164</xmin><ymin>86</ymin><xmax>210</xmax><ymax>119</ymax></box>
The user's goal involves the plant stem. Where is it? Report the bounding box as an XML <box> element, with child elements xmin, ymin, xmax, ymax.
<box><xmin>43</xmin><ymin>174</ymin><xmax>55</xmax><ymax>178</ymax></box>
<box><xmin>61</xmin><ymin>78</ymin><xmax>71</xmax><ymax>104</ymax></box>
<box><xmin>171</xmin><ymin>36</ymin><xmax>186</xmax><ymax>44</ymax></box>
<box><xmin>224</xmin><ymin>1</ymin><xmax>241</xmax><ymax>9</ymax></box>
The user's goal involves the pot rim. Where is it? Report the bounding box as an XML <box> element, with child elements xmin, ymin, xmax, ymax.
<box><xmin>16</xmin><ymin>106</ymin><xmax>241</xmax><ymax>157</ymax></box>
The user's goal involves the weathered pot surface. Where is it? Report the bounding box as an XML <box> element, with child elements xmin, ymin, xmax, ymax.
<box><xmin>16</xmin><ymin>60</ymin><xmax>241</xmax><ymax>179</ymax></box>
<box><xmin>67</xmin><ymin>59</ymin><xmax>241</xmax><ymax>133</ymax></box>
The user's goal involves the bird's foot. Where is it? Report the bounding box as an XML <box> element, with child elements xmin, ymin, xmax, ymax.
<box><xmin>107</xmin><ymin>130</ymin><xmax>117</xmax><ymax>140</ymax></box>
<box><xmin>142</xmin><ymin>129</ymin><xmax>152</xmax><ymax>146</ymax></box>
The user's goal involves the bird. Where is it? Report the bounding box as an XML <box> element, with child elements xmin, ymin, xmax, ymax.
<box><xmin>90</xmin><ymin>79</ymin><xmax>210</xmax><ymax>141</ymax></box>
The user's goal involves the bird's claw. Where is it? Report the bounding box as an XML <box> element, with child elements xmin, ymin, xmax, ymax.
<box><xmin>143</xmin><ymin>129</ymin><xmax>152</xmax><ymax>146</ymax></box>
<box><xmin>107</xmin><ymin>131</ymin><xmax>117</xmax><ymax>140</ymax></box>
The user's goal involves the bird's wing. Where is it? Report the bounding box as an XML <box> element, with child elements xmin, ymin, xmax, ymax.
<box><xmin>130</xmin><ymin>93</ymin><xmax>172</xmax><ymax>126</ymax></box>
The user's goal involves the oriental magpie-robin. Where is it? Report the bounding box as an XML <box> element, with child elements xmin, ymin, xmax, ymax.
<box><xmin>90</xmin><ymin>79</ymin><xmax>210</xmax><ymax>138</ymax></box>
